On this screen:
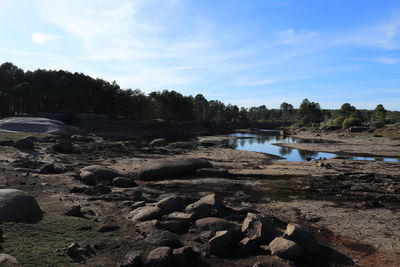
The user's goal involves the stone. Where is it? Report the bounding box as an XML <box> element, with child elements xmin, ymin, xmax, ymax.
<box><xmin>156</xmin><ymin>195</ymin><xmax>185</xmax><ymax>215</ymax></box>
<box><xmin>195</xmin><ymin>217</ymin><xmax>240</xmax><ymax>232</ymax></box>
<box><xmin>0</xmin><ymin>253</ymin><xmax>20</xmax><ymax>266</ymax></box>
<box><xmin>185</xmin><ymin>194</ymin><xmax>222</xmax><ymax>219</ymax></box>
<box><xmin>269</xmin><ymin>237</ymin><xmax>302</xmax><ymax>261</ymax></box>
<box><xmin>132</xmin><ymin>206</ymin><xmax>161</xmax><ymax>221</ymax></box>
<box><xmin>252</xmin><ymin>256</ymin><xmax>296</xmax><ymax>267</ymax></box>
<box><xmin>80</xmin><ymin>171</ymin><xmax>97</xmax><ymax>186</ymax></box>
<box><xmin>0</xmin><ymin>189</ymin><xmax>42</xmax><ymax>222</ymax></box>
<box><xmin>80</xmin><ymin>165</ymin><xmax>123</xmax><ymax>184</ymax></box>
<box><xmin>67</xmin><ymin>243</ymin><xmax>81</xmax><ymax>259</ymax></box>
<box><xmin>0</xmin><ymin>140</ymin><xmax>14</xmax><ymax>146</ymax></box>
<box><xmin>241</xmin><ymin>213</ymin><xmax>279</xmax><ymax>244</ymax></box>
<box><xmin>150</xmin><ymin>138</ymin><xmax>168</xmax><ymax>147</ymax></box>
<box><xmin>208</xmin><ymin>230</ymin><xmax>238</xmax><ymax>255</ymax></box>
<box><xmin>159</xmin><ymin>220</ymin><xmax>187</xmax><ymax>233</ymax></box>
<box><xmin>283</xmin><ymin>223</ymin><xmax>319</xmax><ymax>253</ymax></box>
<box><xmin>145</xmin><ymin>231</ymin><xmax>180</xmax><ymax>247</ymax></box>
<box><xmin>120</xmin><ymin>251</ymin><xmax>143</xmax><ymax>267</ymax></box>
<box><xmin>84</xmin><ymin>184</ymin><xmax>111</xmax><ymax>195</ymax></box>
<box><xmin>112</xmin><ymin>177</ymin><xmax>137</xmax><ymax>188</ymax></box>
<box><xmin>13</xmin><ymin>138</ymin><xmax>34</xmax><ymax>150</ymax></box>
<box><xmin>238</xmin><ymin>237</ymin><xmax>258</xmax><ymax>254</ymax></box>
<box><xmin>52</xmin><ymin>140</ymin><xmax>74</xmax><ymax>153</ymax></box>
<box><xmin>39</xmin><ymin>163</ymin><xmax>63</xmax><ymax>174</ymax></box>
<box><xmin>196</xmin><ymin>168</ymin><xmax>229</xmax><ymax>177</ymax></box>
<box><xmin>65</xmin><ymin>205</ymin><xmax>82</xmax><ymax>217</ymax></box>
<box><xmin>162</xmin><ymin>212</ymin><xmax>193</xmax><ymax>224</ymax></box>
<box><xmin>147</xmin><ymin>247</ymin><xmax>172</xmax><ymax>267</ymax></box>
<box><xmin>98</xmin><ymin>224</ymin><xmax>119</xmax><ymax>232</ymax></box>
<box><xmin>173</xmin><ymin>246</ymin><xmax>194</xmax><ymax>266</ymax></box>
<box><xmin>137</xmin><ymin>158</ymin><xmax>213</xmax><ymax>181</ymax></box>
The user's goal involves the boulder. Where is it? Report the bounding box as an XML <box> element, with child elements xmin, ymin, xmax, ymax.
<box><xmin>112</xmin><ymin>177</ymin><xmax>137</xmax><ymax>188</ymax></box>
<box><xmin>162</xmin><ymin>212</ymin><xmax>193</xmax><ymax>224</ymax></box>
<box><xmin>65</xmin><ymin>205</ymin><xmax>82</xmax><ymax>217</ymax></box>
<box><xmin>283</xmin><ymin>223</ymin><xmax>319</xmax><ymax>253</ymax></box>
<box><xmin>145</xmin><ymin>231</ymin><xmax>181</xmax><ymax>247</ymax></box>
<box><xmin>132</xmin><ymin>206</ymin><xmax>161</xmax><ymax>221</ymax></box>
<box><xmin>120</xmin><ymin>251</ymin><xmax>143</xmax><ymax>267</ymax></box>
<box><xmin>269</xmin><ymin>237</ymin><xmax>302</xmax><ymax>261</ymax></box>
<box><xmin>173</xmin><ymin>246</ymin><xmax>194</xmax><ymax>266</ymax></box>
<box><xmin>147</xmin><ymin>247</ymin><xmax>172</xmax><ymax>267</ymax></box>
<box><xmin>137</xmin><ymin>158</ymin><xmax>213</xmax><ymax>181</ymax></box>
<box><xmin>0</xmin><ymin>140</ymin><xmax>14</xmax><ymax>146</ymax></box>
<box><xmin>185</xmin><ymin>194</ymin><xmax>222</xmax><ymax>219</ymax></box>
<box><xmin>0</xmin><ymin>254</ymin><xmax>20</xmax><ymax>266</ymax></box>
<box><xmin>39</xmin><ymin>163</ymin><xmax>64</xmax><ymax>174</ymax></box>
<box><xmin>156</xmin><ymin>195</ymin><xmax>185</xmax><ymax>215</ymax></box>
<box><xmin>52</xmin><ymin>140</ymin><xmax>74</xmax><ymax>153</ymax></box>
<box><xmin>208</xmin><ymin>230</ymin><xmax>237</xmax><ymax>255</ymax></box>
<box><xmin>238</xmin><ymin>237</ymin><xmax>258</xmax><ymax>254</ymax></box>
<box><xmin>80</xmin><ymin>165</ymin><xmax>123</xmax><ymax>185</ymax></box>
<box><xmin>196</xmin><ymin>168</ymin><xmax>229</xmax><ymax>177</ymax></box>
<box><xmin>158</xmin><ymin>220</ymin><xmax>187</xmax><ymax>233</ymax></box>
<box><xmin>241</xmin><ymin>213</ymin><xmax>279</xmax><ymax>244</ymax></box>
<box><xmin>84</xmin><ymin>184</ymin><xmax>111</xmax><ymax>195</ymax></box>
<box><xmin>0</xmin><ymin>189</ymin><xmax>42</xmax><ymax>222</ymax></box>
<box><xmin>13</xmin><ymin>138</ymin><xmax>34</xmax><ymax>150</ymax></box>
<box><xmin>150</xmin><ymin>138</ymin><xmax>168</xmax><ymax>147</ymax></box>
<box><xmin>195</xmin><ymin>217</ymin><xmax>240</xmax><ymax>232</ymax></box>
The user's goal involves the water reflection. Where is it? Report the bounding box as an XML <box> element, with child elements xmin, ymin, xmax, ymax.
<box><xmin>228</xmin><ymin>131</ymin><xmax>400</xmax><ymax>162</ymax></box>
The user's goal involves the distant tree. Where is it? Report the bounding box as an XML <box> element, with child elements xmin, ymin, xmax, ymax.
<box><xmin>238</xmin><ymin>107</ymin><xmax>249</xmax><ymax>122</ymax></box>
<box><xmin>193</xmin><ymin>94</ymin><xmax>209</xmax><ymax>121</ymax></box>
<box><xmin>339</xmin><ymin>103</ymin><xmax>356</xmax><ymax>118</ymax></box>
<box><xmin>280</xmin><ymin>102</ymin><xmax>294</xmax><ymax>121</ymax></box>
<box><xmin>298</xmin><ymin>99</ymin><xmax>323</xmax><ymax>125</ymax></box>
<box><xmin>371</xmin><ymin>104</ymin><xmax>386</xmax><ymax>122</ymax></box>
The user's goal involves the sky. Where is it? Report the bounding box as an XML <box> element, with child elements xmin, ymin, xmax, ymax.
<box><xmin>1</xmin><ymin>0</ymin><xmax>400</xmax><ymax>110</ymax></box>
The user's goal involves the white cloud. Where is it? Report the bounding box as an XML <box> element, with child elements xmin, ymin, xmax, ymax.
<box><xmin>235</xmin><ymin>78</ymin><xmax>278</xmax><ymax>86</ymax></box>
<box><xmin>32</xmin><ymin>32</ymin><xmax>50</xmax><ymax>44</ymax></box>
<box><xmin>275</xmin><ymin>29</ymin><xmax>317</xmax><ymax>45</ymax></box>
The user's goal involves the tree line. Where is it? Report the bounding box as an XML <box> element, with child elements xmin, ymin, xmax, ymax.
<box><xmin>0</xmin><ymin>62</ymin><xmax>398</xmax><ymax>125</ymax></box>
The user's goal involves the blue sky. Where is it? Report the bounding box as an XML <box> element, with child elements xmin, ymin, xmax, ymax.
<box><xmin>1</xmin><ymin>0</ymin><xmax>400</xmax><ymax>110</ymax></box>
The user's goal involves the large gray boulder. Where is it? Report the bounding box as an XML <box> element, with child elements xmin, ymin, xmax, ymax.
<box><xmin>208</xmin><ymin>230</ymin><xmax>237</xmax><ymax>255</ymax></box>
<box><xmin>195</xmin><ymin>217</ymin><xmax>240</xmax><ymax>232</ymax></box>
<box><xmin>145</xmin><ymin>231</ymin><xmax>181</xmax><ymax>247</ymax></box>
<box><xmin>283</xmin><ymin>223</ymin><xmax>320</xmax><ymax>253</ymax></box>
<box><xmin>185</xmin><ymin>194</ymin><xmax>222</xmax><ymax>219</ymax></box>
<box><xmin>137</xmin><ymin>158</ymin><xmax>213</xmax><ymax>181</ymax></box>
<box><xmin>0</xmin><ymin>189</ymin><xmax>42</xmax><ymax>222</ymax></box>
<box><xmin>147</xmin><ymin>247</ymin><xmax>172</xmax><ymax>267</ymax></box>
<box><xmin>80</xmin><ymin>165</ymin><xmax>123</xmax><ymax>185</ymax></box>
<box><xmin>241</xmin><ymin>213</ymin><xmax>279</xmax><ymax>244</ymax></box>
<box><xmin>269</xmin><ymin>237</ymin><xmax>303</xmax><ymax>261</ymax></box>
<box><xmin>132</xmin><ymin>206</ymin><xmax>161</xmax><ymax>221</ymax></box>
<box><xmin>13</xmin><ymin>138</ymin><xmax>34</xmax><ymax>150</ymax></box>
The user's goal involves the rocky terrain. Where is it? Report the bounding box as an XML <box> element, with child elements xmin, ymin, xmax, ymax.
<box><xmin>0</xmin><ymin>118</ymin><xmax>399</xmax><ymax>266</ymax></box>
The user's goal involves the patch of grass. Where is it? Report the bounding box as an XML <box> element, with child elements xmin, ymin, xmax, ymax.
<box><xmin>0</xmin><ymin>132</ymin><xmax>45</xmax><ymax>142</ymax></box>
<box><xmin>0</xmin><ymin>200</ymin><xmax>105</xmax><ymax>266</ymax></box>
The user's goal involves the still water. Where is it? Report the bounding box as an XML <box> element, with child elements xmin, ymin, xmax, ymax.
<box><xmin>228</xmin><ymin>131</ymin><xmax>400</xmax><ymax>162</ymax></box>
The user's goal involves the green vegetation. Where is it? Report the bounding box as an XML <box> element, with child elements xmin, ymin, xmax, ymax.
<box><xmin>0</xmin><ymin>62</ymin><xmax>399</xmax><ymax>126</ymax></box>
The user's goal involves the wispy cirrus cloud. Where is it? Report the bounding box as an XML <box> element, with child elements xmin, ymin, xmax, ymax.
<box><xmin>350</xmin><ymin>56</ymin><xmax>399</xmax><ymax>64</ymax></box>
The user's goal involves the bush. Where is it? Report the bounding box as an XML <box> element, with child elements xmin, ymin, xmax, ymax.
<box><xmin>333</xmin><ymin>116</ymin><xmax>345</xmax><ymax>127</ymax></box>
<box><xmin>342</xmin><ymin>118</ymin><xmax>361</xmax><ymax>129</ymax></box>
<box><xmin>371</xmin><ymin>121</ymin><xmax>384</xmax><ymax>129</ymax></box>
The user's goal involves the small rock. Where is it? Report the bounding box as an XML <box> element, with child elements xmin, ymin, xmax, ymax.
<box><xmin>269</xmin><ymin>237</ymin><xmax>302</xmax><ymax>261</ymax></box>
<box><xmin>120</xmin><ymin>251</ymin><xmax>142</xmax><ymax>267</ymax></box>
<box><xmin>162</xmin><ymin>212</ymin><xmax>193</xmax><ymax>224</ymax></box>
<box><xmin>238</xmin><ymin>237</ymin><xmax>258</xmax><ymax>254</ymax></box>
<box><xmin>67</xmin><ymin>243</ymin><xmax>81</xmax><ymax>259</ymax></box>
<box><xmin>13</xmin><ymin>138</ymin><xmax>34</xmax><ymax>150</ymax></box>
<box><xmin>132</xmin><ymin>206</ymin><xmax>161</xmax><ymax>221</ymax></box>
<box><xmin>52</xmin><ymin>140</ymin><xmax>74</xmax><ymax>153</ymax></box>
<box><xmin>185</xmin><ymin>194</ymin><xmax>222</xmax><ymax>219</ymax></box>
<box><xmin>147</xmin><ymin>246</ymin><xmax>172</xmax><ymax>267</ymax></box>
<box><xmin>65</xmin><ymin>205</ymin><xmax>82</xmax><ymax>217</ymax></box>
<box><xmin>159</xmin><ymin>220</ymin><xmax>187</xmax><ymax>233</ymax></box>
<box><xmin>173</xmin><ymin>246</ymin><xmax>194</xmax><ymax>266</ymax></box>
<box><xmin>156</xmin><ymin>195</ymin><xmax>185</xmax><ymax>215</ymax></box>
<box><xmin>84</xmin><ymin>184</ymin><xmax>111</xmax><ymax>195</ymax></box>
<box><xmin>283</xmin><ymin>223</ymin><xmax>319</xmax><ymax>253</ymax></box>
<box><xmin>241</xmin><ymin>213</ymin><xmax>279</xmax><ymax>244</ymax></box>
<box><xmin>145</xmin><ymin>231</ymin><xmax>181</xmax><ymax>247</ymax></box>
<box><xmin>208</xmin><ymin>230</ymin><xmax>237</xmax><ymax>255</ymax></box>
<box><xmin>0</xmin><ymin>253</ymin><xmax>20</xmax><ymax>266</ymax></box>
<box><xmin>112</xmin><ymin>177</ymin><xmax>137</xmax><ymax>188</ymax></box>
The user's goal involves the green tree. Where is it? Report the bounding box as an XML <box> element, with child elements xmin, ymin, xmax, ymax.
<box><xmin>371</xmin><ymin>104</ymin><xmax>386</xmax><ymax>122</ymax></box>
<box><xmin>339</xmin><ymin>103</ymin><xmax>356</xmax><ymax>118</ymax></box>
<box><xmin>298</xmin><ymin>99</ymin><xmax>323</xmax><ymax>125</ymax></box>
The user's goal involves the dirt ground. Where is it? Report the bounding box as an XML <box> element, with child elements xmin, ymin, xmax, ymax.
<box><xmin>0</xmin><ymin>122</ymin><xmax>399</xmax><ymax>266</ymax></box>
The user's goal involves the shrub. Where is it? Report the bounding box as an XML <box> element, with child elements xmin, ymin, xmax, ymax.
<box><xmin>371</xmin><ymin>121</ymin><xmax>384</xmax><ymax>129</ymax></box>
<box><xmin>342</xmin><ymin>118</ymin><xmax>361</xmax><ymax>129</ymax></box>
<box><xmin>333</xmin><ymin>116</ymin><xmax>345</xmax><ymax>127</ymax></box>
